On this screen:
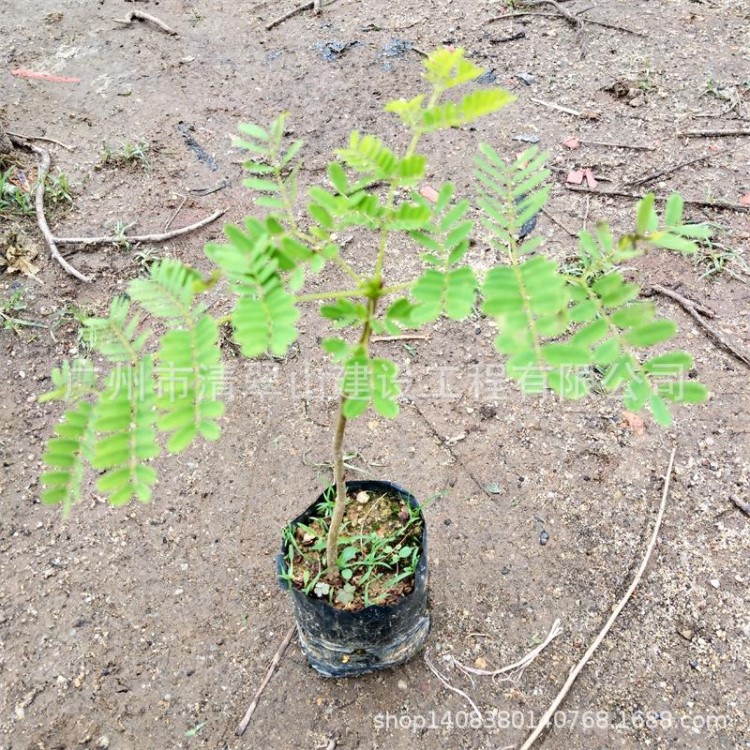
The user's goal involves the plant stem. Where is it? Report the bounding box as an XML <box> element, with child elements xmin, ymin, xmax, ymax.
<box><xmin>325</xmin><ymin>295</ymin><xmax>377</xmax><ymax>582</ymax></box>
<box><xmin>325</xmin><ymin>397</ymin><xmax>349</xmax><ymax>580</ymax></box>
<box><xmin>295</xmin><ymin>288</ymin><xmax>364</xmax><ymax>303</ymax></box>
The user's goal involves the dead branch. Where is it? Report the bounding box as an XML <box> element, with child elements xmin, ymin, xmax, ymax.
<box><xmin>6</xmin><ymin>130</ymin><xmax>73</xmax><ymax>151</ymax></box>
<box><xmin>541</xmin><ymin>207</ymin><xmax>577</xmax><ymax>237</ymax></box>
<box><xmin>164</xmin><ymin>194</ymin><xmax>187</xmax><ymax>232</ymax></box>
<box><xmin>266</xmin><ymin>1</ymin><xmax>314</xmax><ymax>30</ymax></box>
<box><xmin>236</xmin><ymin>625</ymin><xmax>296</xmax><ymax>736</ymax></box>
<box><xmin>449</xmin><ymin>619</ymin><xmax>563</xmax><ymax>682</ymax></box>
<box><xmin>424</xmin><ymin>651</ymin><xmax>482</xmax><ymax>721</ymax></box>
<box><xmin>626</xmin><ymin>153</ymin><xmax>716</xmax><ymax>188</ymax></box>
<box><xmin>52</xmin><ymin>209</ymin><xmax>226</xmax><ymax>247</ymax></box>
<box><xmin>650</xmin><ymin>284</ymin><xmax>750</xmax><ymax>370</ymax></box>
<box><xmin>677</xmin><ymin>129</ymin><xmax>750</xmax><ymax>138</ymax></box>
<box><xmin>114</xmin><ymin>10</ymin><xmax>178</xmax><ymax>36</ymax></box>
<box><xmin>371</xmin><ymin>334</ymin><xmax>429</xmax><ymax>343</ymax></box>
<box><xmin>565</xmin><ymin>185</ymin><xmax>750</xmax><ymax>213</ymax></box>
<box><xmin>730</xmin><ymin>495</ymin><xmax>750</xmax><ymax>516</ymax></box>
<box><xmin>581</xmin><ymin>139</ymin><xmax>656</xmax><ymax>151</ymax></box>
<box><xmin>487</xmin><ymin>9</ymin><xmax>645</xmax><ymax>36</ymax></box>
<box><xmin>519</xmin><ymin>448</ymin><xmax>677</xmax><ymax>750</ymax></box>
<box><xmin>9</xmin><ymin>136</ymin><xmax>91</xmax><ymax>282</ymax></box>
<box><xmin>531</xmin><ymin>98</ymin><xmax>582</xmax><ymax>117</ymax></box>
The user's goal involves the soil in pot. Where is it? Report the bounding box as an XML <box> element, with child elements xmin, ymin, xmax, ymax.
<box><xmin>278</xmin><ymin>480</ymin><xmax>430</xmax><ymax>677</ymax></box>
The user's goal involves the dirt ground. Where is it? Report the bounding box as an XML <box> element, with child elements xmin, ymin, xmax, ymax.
<box><xmin>1</xmin><ymin>0</ymin><xmax>749</xmax><ymax>748</ymax></box>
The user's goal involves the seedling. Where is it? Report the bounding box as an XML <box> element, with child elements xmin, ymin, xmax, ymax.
<box><xmin>45</xmin><ymin>169</ymin><xmax>74</xmax><ymax>206</ymax></box>
<box><xmin>39</xmin><ymin>49</ymin><xmax>709</xmax><ymax>609</ymax></box>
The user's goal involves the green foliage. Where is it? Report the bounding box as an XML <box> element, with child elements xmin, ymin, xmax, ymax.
<box><xmin>40</xmin><ymin>47</ymin><xmax>711</xmax><ymax>520</ymax></box>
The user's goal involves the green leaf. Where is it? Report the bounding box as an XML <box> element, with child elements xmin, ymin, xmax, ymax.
<box><xmin>650</xmin><ymin>394</ymin><xmax>673</xmax><ymax>427</ymax></box>
<box><xmin>664</xmin><ymin>193</ymin><xmax>684</xmax><ymax>226</ymax></box>
<box><xmin>128</xmin><ymin>259</ymin><xmax>200</xmax><ymax>321</ymax></box>
<box><xmin>82</xmin><ymin>296</ymin><xmax>149</xmax><ymax>363</ymax></box>
<box><xmin>238</xmin><ymin>122</ymin><xmax>269</xmax><ymax>141</ymax></box>
<box><xmin>243</xmin><ymin>177</ymin><xmax>279</xmax><ymax>193</ymax></box>
<box><xmin>542</xmin><ymin>343</ymin><xmax>592</xmax><ymax>366</ymax></box>
<box><xmin>547</xmin><ymin>370</ymin><xmax>588</xmax><ymax>400</ymax></box>
<box><xmin>636</xmin><ymin>193</ymin><xmax>657</xmax><ymax>234</ymax></box>
<box><xmin>41</xmin><ymin>402</ymin><xmax>95</xmax><ymax>517</ymax></box>
<box><xmin>657</xmin><ymin>381</ymin><xmax>708</xmax><ymax>404</ymax></box>
<box><xmin>39</xmin><ymin>359</ymin><xmax>96</xmax><ymax>403</ymax></box>
<box><xmin>624</xmin><ymin>320</ymin><xmax>677</xmax><ymax>347</ymax></box>
<box><xmin>611</xmin><ymin>303</ymin><xmax>656</xmax><ymax>329</ymax></box>
<box><xmin>92</xmin><ymin>358</ymin><xmax>159</xmax><ymax>506</ymax></box>
<box><xmin>643</xmin><ymin>352</ymin><xmax>693</xmax><ymax>375</ymax></box>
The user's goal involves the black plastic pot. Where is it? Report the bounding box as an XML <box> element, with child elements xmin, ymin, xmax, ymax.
<box><xmin>277</xmin><ymin>479</ymin><xmax>430</xmax><ymax>678</ymax></box>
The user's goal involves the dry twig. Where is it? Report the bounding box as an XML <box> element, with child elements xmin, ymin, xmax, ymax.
<box><xmin>424</xmin><ymin>651</ymin><xmax>482</xmax><ymax>721</ymax></box>
<box><xmin>541</xmin><ymin>207</ymin><xmax>577</xmax><ymax>237</ymax></box>
<box><xmin>581</xmin><ymin>138</ymin><xmax>656</xmax><ymax>151</ymax></box>
<box><xmin>487</xmin><ymin>9</ymin><xmax>644</xmax><ymax>36</ymax></box>
<box><xmin>565</xmin><ymin>185</ymin><xmax>750</xmax><ymax>213</ymax></box>
<box><xmin>449</xmin><ymin>619</ymin><xmax>563</xmax><ymax>683</ymax></box>
<box><xmin>371</xmin><ymin>334</ymin><xmax>429</xmax><ymax>343</ymax></box>
<box><xmin>9</xmin><ymin>136</ymin><xmax>91</xmax><ymax>282</ymax></box>
<box><xmin>114</xmin><ymin>10</ymin><xmax>178</xmax><ymax>35</ymax></box>
<box><xmin>519</xmin><ymin>448</ymin><xmax>677</xmax><ymax>750</ymax></box>
<box><xmin>266</xmin><ymin>1</ymin><xmax>314</xmax><ymax>30</ymax></box>
<box><xmin>5</xmin><ymin>130</ymin><xmax>74</xmax><ymax>151</ymax></box>
<box><xmin>677</xmin><ymin>129</ymin><xmax>750</xmax><ymax>138</ymax></box>
<box><xmin>236</xmin><ymin>625</ymin><xmax>296</xmax><ymax>736</ymax></box>
<box><xmin>53</xmin><ymin>209</ymin><xmax>226</xmax><ymax>247</ymax></box>
<box><xmin>650</xmin><ymin>284</ymin><xmax>750</xmax><ymax>370</ymax></box>
<box><xmin>531</xmin><ymin>98</ymin><xmax>581</xmax><ymax>117</ymax></box>
<box><xmin>164</xmin><ymin>194</ymin><xmax>187</xmax><ymax>232</ymax></box>
<box><xmin>626</xmin><ymin>153</ymin><xmax>716</xmax><ymax>188</ymax></box>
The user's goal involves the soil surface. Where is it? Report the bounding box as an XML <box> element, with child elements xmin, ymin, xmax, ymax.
<box><xmin>1</xmin><ymin>1</ymin><xmax>749</xmax><ymax>749</ymax></box>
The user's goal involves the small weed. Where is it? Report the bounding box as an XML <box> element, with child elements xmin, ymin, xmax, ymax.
<box><xmin>0</xmin><ymin>289</ymin><xmax>45</xmax><ymax>334</ymax></box>
<box><xmin>696</xmin><ymin>240</ymin><xmax>750</xmax><ymax>283</ymax></box>
<box><xmin>97</xmin><ymin>139</ymin><xmax>151</xmax><ymax>169</ymax></box>
<box><xmin>188</xmin><ymin>8</ymin><xmax>203</xmax><ymax>25</ymax></box>
<box><xmin>133</xmin><ymin>246</ymin><xmax>161</xmax><ymax>270</ymax></box>
<box><xmin>0</xmin><ymin>167</ymin><xmax>34</xmax><ymax>216</ymax></box>
<box><xmin>120</xmin><ymin>140</ymin><xmax>151</xmax><ymax>168</ymax></box>
<box><xmin>45</xmin><ymin>169</ymin><xmax>74</xmax><ymax>206</ymax></box>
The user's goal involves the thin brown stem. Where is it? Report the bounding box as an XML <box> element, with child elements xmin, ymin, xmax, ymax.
<box><xmin>325</xmin><ymin>295</ymin><xmax>378</xmax><ymax>581</ymax></box>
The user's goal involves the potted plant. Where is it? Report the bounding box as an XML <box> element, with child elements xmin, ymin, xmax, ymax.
<box><xmin>39</xmin><ymin>48</ymin><xmax>709</xmax><ymax>677</ymax></box>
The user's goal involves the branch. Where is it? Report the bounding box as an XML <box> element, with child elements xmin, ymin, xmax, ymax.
<box><xmin>114</xmin><ymin>10</ymin><xmax>178</xmax><ymax>36</ymax></box>
<box><xmin>9</xmin><ymin>136</ymin><xmax>91</xmax><ymax>282</ymax></box>
<box><xmin>650</xmin><ymin>284</ymin><xmax>750</xmax><ymax>370</ymax></box>
<box><xmin>565</xmin><ymin>185</ymin><xmax>750</xmax><ymax>213</ymax></box>
<box><xmin>52</xmin><ymin>210</ymin><xmax>226</xmax><ymax>247</ymax></box>
<box><xmin>519</xmin><ymin>448</ymin><xmax>677</xmax><ymax>750</ymax></box>
<box><xmin>235</xmin><ymin>625</ymin><xmax>295</xmax><ymax>736</ymax></box>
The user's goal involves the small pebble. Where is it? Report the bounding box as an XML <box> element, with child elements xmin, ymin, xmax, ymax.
<box><xmin>397</xmin><ymin>679</ymin><xmax>407</xmax><ymax>690</ymax></box>
<box><xmin>540</xmin><ymin>530</ymin><xmax>550</xmax><ymax>546</ymax></box>
<box><xmin>709</xmin><ymin>579</ymin><xmax>720</xmax><ymax>589</ymax></box>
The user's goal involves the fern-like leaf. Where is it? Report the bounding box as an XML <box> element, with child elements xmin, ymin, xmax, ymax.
<box><xmin>40</xmin><ymin>402</ymin><xmax>94</xmax><ymax>518</ymax></box>
<box><xmin>156</xmin><ymin>315</ymin><xmax>225</xmax><ymax>452</ymax></box>
<box><xmin>91</xmin><ymin>357</ymin><xmax>159</xmax><ymax>506</ymax></box>
<box><xmin>82</xmin><ymin>297</ymin><xmax>150</xmax><ymax>363</ymax></box>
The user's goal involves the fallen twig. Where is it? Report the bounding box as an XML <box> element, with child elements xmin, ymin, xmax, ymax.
<box><xmin>581</xmin><ymin>139</ymin><xmax>656</xmax><ymax>151</ymax></box>
<box><xmin>541</xmin><ymin>207</ymin><xmax>577</xmax><ymax>237</ymax></box>
<box><xmin>648</xmin><ymin>284</ymin><xmax>715</xmax><ymax>318</ymax></box>
<box><xmin>565</xmin><ymin>185</ymin><xmax>750</xmax><ymax>213</ymax></box>
<box><xmin>236</xmin><ymin>625</ymin><xmax>296</xmax><ymax>736</ymax></box>
<box><xmin>650</xmin><ymin>284</ymin><xmax>750</xmax><ymax>370</ymax></box>
<box><xmin>371</xmin><ymin>334</ymin><xmax>429</xmax><ymax>343</ymax></box>
<box><xmin>9</xmin><ymin>136</ymin><xmax>91</xmax><ymax>282</ymax></box>
<box><xmin>114</xmin><ymin>10</ymin><xmax>177</xmax><ymax>36</ymax></box>
<box><xmin>164</xmin><ymin>195</ymin><xmax>187</xmax><ymax>232</ymax></box>
<box><xmin>626</xmin><ymin>153</ymin><xmax>716</xmax><ymax>188</ymax></box>
<box><xmin>449</xmin><ymin>618</ymin><xmax>563</xmax><ymax>683</ymax></box>
<box><xmin>519</xmin><ymin>448</ymin><xmax>677</xmax><ymax>750</ymax></box>
<box><xmin>730</xmin><ymin>495</ymin><xmax>750</xmax><ymax>517</ymax></box>
<box><xmin>531</xmin><ymin>98</ymin><xmax>581</xmax><ymax>117</ymax></box>
<box><xmin>424</xmin><ymin>651</ymin><xmax>482</xmax><ymax>721</ymax></box>
<box><xmin>5</xmin><ymin>130</ymin><xmax>73</xmax><ymax>151</ymax></box>
<box><xmin>487</xmin><ymin>10</ymin><xmax>644</xmax><ymax>36</ymax></box>
<box><xmin>266</xmin><ymin>1</ymin><xmax>314</xmax><ymax>30</ymax></box>
<box><xmin>677</xmin><ymin>129</ymin><xmax>750</xmax><ymax>138</ymax></box>
<box><xmin>52</xmin><ymin>209</ymin><xmax>226</xmax><ymax>247</ymax></box>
